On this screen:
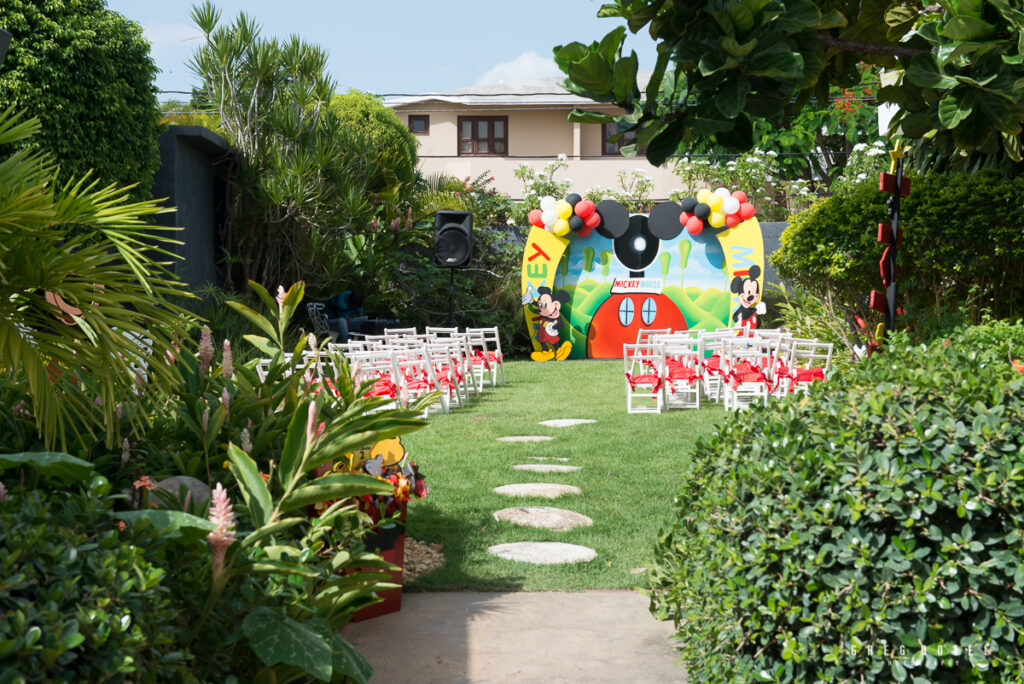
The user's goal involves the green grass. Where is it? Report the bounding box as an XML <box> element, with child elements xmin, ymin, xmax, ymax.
<box><xmin>402</xmin><ymin>359</ymin><xmax>728</xmax><ymax>591</ymax></box>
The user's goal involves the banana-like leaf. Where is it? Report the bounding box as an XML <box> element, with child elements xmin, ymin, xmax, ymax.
<box><xmin>279</xmin><ymin>473</ymin><xmax>392</xmax><ymax>514</ymax></box>
<box><xmin>228</xmin><ymin>442</ymin><xmax>273</xmax><ymax>527</ymax></box>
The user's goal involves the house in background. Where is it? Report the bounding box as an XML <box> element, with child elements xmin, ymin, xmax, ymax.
<box><xmin>384</xmin><ymin>77</ymin><xmax>681</xmax><ymax>202</ymax></box>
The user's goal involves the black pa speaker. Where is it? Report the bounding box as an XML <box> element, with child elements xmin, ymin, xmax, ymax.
<box><xmin>433</xmin><ymin>210</ymin><xmax>473</xmax><ymax>268</ymax></box>
<box><xmin>0</xmin><ymin>29</ymin><xmax>11</xmax><ymax>67</ymax></box>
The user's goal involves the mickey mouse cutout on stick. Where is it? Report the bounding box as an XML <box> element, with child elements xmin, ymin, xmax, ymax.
<box><xmin>730</xmin><ymin>265</ymin><xmax>766</xmax><ymax>331</ymax></box>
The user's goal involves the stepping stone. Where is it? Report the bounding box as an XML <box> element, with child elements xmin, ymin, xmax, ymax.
<box><xmin>497</xmin><ymin>435</ymin><xmax>553</xmax><ymax>443</ymax></box>
<box><xmin>493</xmin><ymin>506</ymin><xmax>593</xmax><ymax>531</ymax></box>
<box><xmin>528</xmin><ymin>456</ymin><xmax>570</xmax><ymax>462</ymax></box>
<box><xmin>513</xmin><ymin>464</ymin><xmax>581</xmax><ymax>473</ymax></box>
<box><xmin>493</xmin><ymin>483</ymin><xmax>581</xmax><ymax>499</ymax></box>
<box><xmin>488</xmin><ymin>542</ymin><xmax>597</xmax><ymax>565</ymax></box>
<box><xmin>538</xmin><ymin>419</ymin><xmax>596</xmax><ymax>428</ymax></box>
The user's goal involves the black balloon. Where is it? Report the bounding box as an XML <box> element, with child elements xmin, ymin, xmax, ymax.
<box><xmin>569</xmin><ymin>215</ymin><xmax>585</xmax><ymax>232</ymax></box>
<box><xmin>680</xmin><ymin>196</ymin><xmax>698</xmax><ymax>213</ymax></box>
<box><xmin>693</xmin><ymin>203</ymin><xmax>711</xmax><ymax>220</ymax></box>
<box><xmin>566</xmin><ymin>193</ymin><xmax>582</xmax><ymax>207</ymax></box>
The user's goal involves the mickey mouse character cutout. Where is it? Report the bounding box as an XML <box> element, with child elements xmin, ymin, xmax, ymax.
<box><xmin>522</xmin><ymin>284</ymin><xmax>572</xmax><ymax>362</ymax></box>
<box><xmin>730</xmin><ymin>265</ymin><xmax>766</xmax><ymax>331</ymax></box>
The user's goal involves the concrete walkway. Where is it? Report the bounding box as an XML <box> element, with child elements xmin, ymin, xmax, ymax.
<box><xmin>341</xmin><ymin>590</ymin><xmax>685</xmax><ymax>683</ymax></box>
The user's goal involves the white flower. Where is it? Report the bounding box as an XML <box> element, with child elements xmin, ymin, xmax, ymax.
<box><xmin>766</xmin><ymin>150</ymin><xmax>778</xmax><ymax>157</ymax></box>
<box><xmin>557</xmin><ymin>152</ymin><xmax>567</xmax><ymax>161</ymax></box>
<box><xmin>853</xmin><ymin>142</ymin><xmax>867</xmax><ymax>152</ymax></box>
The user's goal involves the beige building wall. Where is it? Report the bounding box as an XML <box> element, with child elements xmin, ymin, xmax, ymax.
<box><xmin>395</xmin><ymin>103</ymin><xmax>683</xmax><ymax>202</ymax></box>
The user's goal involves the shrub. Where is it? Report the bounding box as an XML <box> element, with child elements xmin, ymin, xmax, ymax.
<box><xmin>0</xmin><ymin>0</ymin><xmax>162</xmax><ymax>200</ymax></box>
<box><xmin>0</xmin><ymin>487</ymin><xmax>190</xmax><ymax>681</ymax></box>
<box><xmin>772</xmin><ymin>170</ymin><xmax>1024</xmax><ymax>350</ymax></box>
<box><xmin>329</xmin><ymin>89</ymin><xmax>419</xmax><ymax>193</ymax></box>
<box><xmin>647</xmin><ymin>320</ymin><xmax>1024</xmax><ymax>682</ymax></box>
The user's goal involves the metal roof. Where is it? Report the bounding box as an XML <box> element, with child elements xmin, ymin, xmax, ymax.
<box><xmin>383</xmin><ymin>76</ymin><xmax>616</xmax><ymax>108</ymax></box>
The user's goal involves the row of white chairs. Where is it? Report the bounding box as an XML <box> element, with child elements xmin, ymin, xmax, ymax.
<box><xmin>255</xmin><ymin>326</ymin><xmax>505</xmax><ymax>417</ymax></box>
<box><xmin>623</xmin><ymin>327</ymin><xmax>833</xmax><ymax>413</ymax></box>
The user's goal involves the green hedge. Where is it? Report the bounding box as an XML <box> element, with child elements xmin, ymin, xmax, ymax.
<box><xmin>772</xmin><ymin>171</ymin><xmax>1024</xmax><ymax>339</ymax></box>
<box><xmin>648</xmin><ymin>320</ymin><xmax>1024</xmax><ymax>682</ymax></box>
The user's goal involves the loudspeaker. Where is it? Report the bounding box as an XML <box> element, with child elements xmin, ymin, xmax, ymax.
<box><xmin>433</xmin><ymin>210</ymin><xmax>473</xmax><ymax>268</ymax></box>
<box><xmin>0</xmin><ymin>29</ymin><xmax>11</xmax><ymax>67</ymax></box>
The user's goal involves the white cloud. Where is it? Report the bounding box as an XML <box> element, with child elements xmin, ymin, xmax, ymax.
<box><xmin>474</xmin><ymin>51</ymin><xmax>562</xmax><ymax>86</ymax></box>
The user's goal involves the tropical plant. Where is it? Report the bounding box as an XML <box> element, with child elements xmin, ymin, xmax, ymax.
<box><xmin>188</xmin><ymin>2</ymin><xmax>381</xmax><ymax>289</ymax></box>
<box><xmin>329</xmin><ymin>89</ymin><xmax>420</xmax><ymax>194</ymax></box>
<box><xmin>0</xmin><ymin>0</ymin><xmax>163</xmax><ymax>200</ymax></box>
<box><xmin>511</xmin><ymin>156</ymin><xmax>572</xmax><ymax>224</ymax></box>
<box><xmin>647</xmin><ymin>320</ymin><xmax>1024</xmax><ymax>682</ymax></box>
<box><xmin>0</xmin><ymin>107</ymin><xmax>192</xmax><ymax>451</ymax></box>
<box><xmin>554</xmin><ymin>1</ymin><xmax>1024</xmax><ymax>173</ymax></box>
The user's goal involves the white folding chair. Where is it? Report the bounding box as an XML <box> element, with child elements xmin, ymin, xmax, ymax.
<box><xmin>782</xmin><ymin>339</ymin><xmax>833</xmax><ymax>394</ymax></box>
<box><xmin>466</xmin><ymin>326</ymin><xmax>506</xmax><ymax>384</ymax></box>
<box><xmin>623</xmin><ymin>342</ymin><xmax>665</xmax><ymax>414</ymax></box>
<box><xmin>721</xmin><ymin>337</ymin><xmax>775</xmax><ymax>410</ymax></box>
<box><xmin>662</xmin><ymin>335</ymin><xmax>703</xmax><ymax>410</ymax></box>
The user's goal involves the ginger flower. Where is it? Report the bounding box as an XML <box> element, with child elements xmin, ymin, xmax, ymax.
<box><xmin>198</xmin><ymin>326</ymin><xmax>214</xmax><ymax>376</ymax></box>
<box><xmin>207</xmin><ymin>482</ymin><xmax>236</xmax><ymax>582</ymax></box>
<box><xmin>222</xmin><ymin>339</ymin><xmax>234</xmax><ymax>380</ymax></box>
<box><xmin>276</xmin><ymin>286</ymin><xmax>286</xmax><ymax>317</ymax></box>
<box><xmin>133</xmin><ymin>475</ymin><xmax>157</xmax><ymax>491</ymax></box>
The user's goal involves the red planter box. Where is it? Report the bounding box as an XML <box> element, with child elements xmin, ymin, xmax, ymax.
<box><xmin>349</xmin><ymin>504</ymin><xmax>407</xmax><ymax>622</ymax></box>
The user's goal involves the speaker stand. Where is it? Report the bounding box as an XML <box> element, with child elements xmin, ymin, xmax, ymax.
<box><xmin>446</xmin><ymin>268</ymin><xmax>455</xmax><ymax>327</ymax></box>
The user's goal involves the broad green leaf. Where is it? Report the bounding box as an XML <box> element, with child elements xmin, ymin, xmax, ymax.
<box><xmin>567</xmin><ymin>109</ymin><xmax>620</xmax><ymax>125</ymax></box>
<box><xmin>330</xmin><ymin>634</ymin><xmax>373</xmax><ymax>684</ymax></box>
<box><xmin>279</xmin><ymin>473</ymin><xmax>392</xmax><ymax>514</ymax></box>
<box><xmin>242</xmin><ymin>517</ymin><xmax>306</xmax><ymax>547</ymax></box>
<box><xmin>719</xmin><ymin>36</ymin><xmax>759</xmax><ymax>59</ymax></box>
<box><xmin>612</xmin><ymin>52</ymin><xmax>639</xmax><ymax>103</ymax></box>
<box><xmin>938</xmin><ymin>91</ymin><xmax>974</xmax><ymax>128</ymax></box>
<box><xmin>278</xmin><ymin>398</ymin><xmax>311</xmax><ymax>490</ymax></box>
<box><xmin>645</xmin><ymin>48</ymin><xmax>670</xmax><ymax>107</ymax></box>
<box><xmin>778</xmin><ymin>0</ymin><xmax>821</xmax><ymax>32</ymax></box>
<box><xmin>205</xmin><ymin>405</ymin><xmax>227</xmax><ymax>449</ymax></box>
<box><xmin>228</xmin><ymin>442</ymin><xmax>273</xmax><ymax>527</ymax></box>
<box><xmin>816</xmin><ymin>9</ymin><xmax>847</xmax><ymax>29</ymax></box>
<box><xmin>715</xmin><ymin>113</ymin><xmax>755</xmax><ymax>150</ymax></box>
<box><xmin>746</xmin><ymin>49</ymin><xmax>804</xmax><ymax>79</ymax></box>
<box><xmin>941</xmin><ymin>15</ymin><xmax>996</xmax><ymax>41</ymax></box>
<box><xmin>598</xmin><ymin>25</ymin><xmax>627</xmax><ymax>65</ymax></box>
<box><xmin>0</xmin><ymin>451</ymin><xmax>93</xmax><ymax>484</ymax></box>
<box><xmin>249</xmin><ymin>560</ymin><xmax>321</xmax><ymax>578</ymax></box>
<box><xmin>247</xmin><ymin>280</ymin><xmax>278</xmax><ymax>314</ymax></box>
<box><xmin>567</xmin><ymin>52</ymin><xmax>615</xmax><ymax>94</ymax></box>
<box><xmin>117</xmin><ymin>510</ymin><xmax>216</xmax><ymax>541</ymax></box>
<box><xmin>278</xmin><ymin>281</ymin><xmax>305</xmax><ymax>338</ymax></box>
<box><xmin>886</xmin><ymin>5</ymin><xmax>919</xmax><ymax>42</ymax></box>
<box><xmin>1002</xmin><ymin>131</ymin><xmax>1023</xmax><ymax>161</ymax></box>
<box><xmin>715</xmin><ymin>75</ymin><xmax>750</xmax><ymax>119</ymax></box>
<box><xmin>225</xmin><ymin>300</ymin><xmax>277</xmax><ymax>340</ymax></box>
<box><xmin>242</xmin><ymin>607</ymin><xmax>332</xmax><ymax>682</ymax></box>
<box><xmin>906</xmin><ymin>53</ymin><xmax>957</xmax><ymax>88</ymax></box>
<box><xmin>552</xmin><ymin>42</ymin><xmax>590</xmax><ymax>70</ymax></box>
<box><xmin>645</xmin><ymin>117</ymin><xmax>687</xmax><ymax>167</ymax></box>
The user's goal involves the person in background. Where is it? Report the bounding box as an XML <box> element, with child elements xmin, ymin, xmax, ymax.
<box><xmin>325</xmin><ymin>289</ymin><xmax>369</xmax><ymax>343</ymax></box>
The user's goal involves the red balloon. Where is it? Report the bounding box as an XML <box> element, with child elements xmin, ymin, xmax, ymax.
<box><xmin>685</xmin><ymin>215</ymin><xmax>704</xmax><ymax>234</ymax></box>
<box><xmin>584</xmin><ymin>211</ymin><xmax>602</xmax><ymax>230</ymax></box>
<box><xmin>576</xmin><ymin>225</ymin><xmax>593</xmax><ymax>238</ymax></box>
<box><xmin>528</xmin><ymin>209</ymin><xmax>544</xmax><ymax>227</ymax></box>
<box><xmin>678</xmin><ymin>211</ymin><xmax>692</xmax><ymax>226</ymax></box>
<box><xmin>574</xmin><ymin>200</ymin><xmax>596</xmax><ymax>219</ymax></box>
<box><xmin>732</xmin><ymin>190</ymin><xmax>748</xmax><ymax>204</ymax></box>
<box><xmin>739</xmin><ymin>202</ymin><xmax>756</xmax><ymax>220</ymax></box>
<box><xmin>725</xmin><ymin>214</ymin><xmax>741</xmax><ymax>228</ymax></box>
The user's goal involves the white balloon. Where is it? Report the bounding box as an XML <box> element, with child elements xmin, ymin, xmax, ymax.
<box><xmin>541</xmin><ymin>209</ymin><xmax>558</xmax><ymax>227</ymax></box>
<box><xmin>715</xmin><ymin>187</ymin><xmax>731</xmax><ymax>199</ymax></box>
<box><xmin>723</xmin><ymin>197</ymin><xmax>740</xmax><ymax>215</ymax></box>
<box><xmin>539</xmin><ymin>196</ymin><xmax>556</xmax><ymax>211</ymax></box>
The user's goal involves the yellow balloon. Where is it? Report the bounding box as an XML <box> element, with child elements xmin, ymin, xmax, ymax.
<box><xmin>706</xmin><ymin>192</ymin><xmax>723</xmax><ymax>211</ymax></box>
<box><xmin>555</xmin><ymin>200</ymin><xmax>573</xmax><ymax>220</ymax></box>
<box><xmin>553</xmin><ymin>217</ymin><xmax>571</xmax><ymax>236</ymax></box>
<box><xmin>696</xmin><ymin>189</ymin><xmax>711</xmax><ymax>203</ymax></box>
<box><xmin>709</xmin><ymin>211</ymin><xmax>725</xmax><ymax>228</ymax></box>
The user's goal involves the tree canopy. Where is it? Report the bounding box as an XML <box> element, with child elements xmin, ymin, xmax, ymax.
<box><xmin>329</xmin><ymin>90</ymin><xmax>419</xmax><ymax>193</ymax></box>
<box><xmin>555</xmin><ymin>0</ymin><xmax>1024</xmax><ymax>173</ymax></box>
<box><xmin>0</xmin><ymin>0</ymin><xmax>163</xmax><ymax>199</ymax></box>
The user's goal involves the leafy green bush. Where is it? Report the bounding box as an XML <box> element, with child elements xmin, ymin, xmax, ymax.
<box><xmin>0</xmin><ymin>487</ymin><xmax>190</xmax><ymax>682</ymax></box>
<box><xmin>772</xmin><ymin>171</ymin><xmax>1024</xmax><ymax>351</ymax></box>
<box><xmin>648</xmin><ymin>320</ymin><xmax>1024</xmax><ymax>682</ymax></box>
<box><xmin>0</xmin><ymin>0</ymin><xmax>162</xmax><ymax>200</ymax></box>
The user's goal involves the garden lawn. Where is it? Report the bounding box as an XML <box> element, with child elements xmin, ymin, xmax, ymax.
<box><xmin>402</xmin><ymin>358</ymin><xmax>727</xmax><ymax>591</ymax></box>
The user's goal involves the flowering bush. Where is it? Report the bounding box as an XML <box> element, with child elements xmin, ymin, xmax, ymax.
<box><xmin>829</xmin><ymin>141</ymin><xmax>890</xmax><ymax>195</ymax></box>
<box><xmin>450</xmin><ymin>171</ymin><xmax>515</xmax><ymax>227</ymax></box>
<box><xmin>511</xmin><ymin>156</ymin><xmax>571</xmax><ymax>225</ymax></box>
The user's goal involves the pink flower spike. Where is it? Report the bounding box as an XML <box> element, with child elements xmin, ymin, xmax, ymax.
<box><xmin>305</xmin><ymin>401</ymin><xmax>318</xmax><ymax>448</ymax></box>
<box><xmin>221</xmin><ymin>387</ymin><xmax>230</xmax><ymax>415</ymax></box>
<box><xmin>276</xmin><ymin>286</ymin><xmax>286</xmax><ymax>317</ymax></box>
<box><xmin>207</xmin><ymin>482</ymin><xmax>236</xmax><ymax>581</ymax></box>
<box><xmin>222</xmin><ymin>339</ymin><xmax>233</xmax><ymax>380</ymax></box>
<box><xmin>198</xmin><ymin>326</ymin><xmax>214</xmax><ymax>376</ymax></box>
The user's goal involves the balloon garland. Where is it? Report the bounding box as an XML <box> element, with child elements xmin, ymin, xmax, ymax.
<box><xmin>677</xmin><ymin>187</ymin><xmax>756</xmax><ymax>235</ymax></box>
<box><xmin>528</xmin><ymin>192</ymin><xmax>602</xmax><ymax>237</ymax></box>
<box><xmin>527</xmin><ymin>187</ymin><xmax>756</xmax><ymax>238</ymax></box>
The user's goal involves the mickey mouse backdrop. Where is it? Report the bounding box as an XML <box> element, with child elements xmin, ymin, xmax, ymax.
<box><xmin>520</xmin><ymin>189</ymin><xmax>765</xmax><ymax>360</ymax></box>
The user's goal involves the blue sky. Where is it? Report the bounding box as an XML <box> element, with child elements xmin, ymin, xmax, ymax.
<box><xmin>105</xmin><ymin>0</ymin><xmax>659</xmax><ymax>100</ymax></box>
